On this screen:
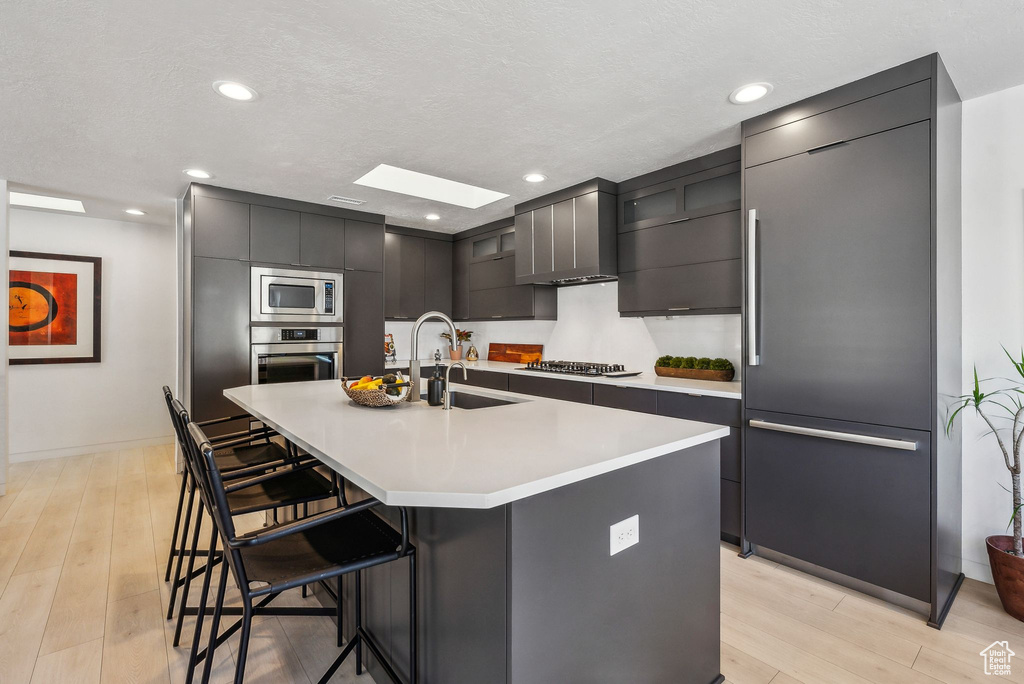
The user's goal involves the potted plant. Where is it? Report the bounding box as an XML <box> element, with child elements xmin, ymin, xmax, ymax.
<box><xmin>441</xmin><ymin>329</ymin><xmax>473</xmax><ymax>361</ymax></box>
<box><xmin>948</xmin><ymin>348</ymin><xmax>1024</xmax><ymax>619</ymax></box>
<box><xmin>654</xmin><ymin>355</ymin><xmax>734</xmax><ymax>382</ymax></box>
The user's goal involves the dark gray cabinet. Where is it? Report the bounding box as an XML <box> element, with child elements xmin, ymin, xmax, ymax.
<box><xmin>745</xmin><ymin>122</ymin><xmax>932</xmax><ymax>429</ymax></box>
<box><xmin>618</xmin><ymin>162</ymin><xmax>740</xmax><ymax>234</ymax></box>
<box><xmin>592</xmin><ymin>384</ymin><xmax>657</xmax><ymax>415</ymax></box>
<box><xmin>249</xmin><ymin>205</ymin><xmax>300</xmax><ymax>264</ymax></box>
<box><xmin>192</xmin><ymin>195</ymin><xmax>249</xmax><ymax>260</ymax></box>
<box><xmin>617</xmin><ymin>259</ymin><xmax>741</xmax><ymax>315</ymax></box>
<box><xmin>452</xmin><ymin>222</ymin><xmax>556</xmax><ymax>321</ymax></box>
<box><xmin>616</xmin><ymin>151</ymin><xmax>742</xmax><ymax>317</ymax></box>
<box><xmin>299</xmin><ymin>213</ymin><xmax>346</xmax><ymax>270</ymax></box>
<box><xmin>514</xmin><ymin>182</ymin><xmax>617</xmax><ymax>284</ymax></box>
<box><xmin>384</xmin><ymin>231</ymin><xmax>452</xmax><ymax>319</ymax></box>
<box><xmin>657</xmin><ymin>391</ymin><xmax>741</xmax><ymax>542</ymax></box>
<box><xmin>423</xmin><ymin>237</ymin><xmax>453</xmax><ymax>315</ymax></box>
<box><xmin>741</xmin><ymin>54</ymin><xmax>962</xmax><ymax>626</ymax></box>
<box><xmin>191</xmin><ymin>257</ymin><xmax>250</xmax><ymax>430</ymax></box>
<box><xmin>508</xmin><ymin>375</ymin><xmax>593</xmax><ymax>404</ymax></box>
<box><xmin>343</xmin><ymin>270</ymin><xmax>384</xmax><ymax>377</ymax></box>
<box><xmin>745</xmin><ymin>411</ymin><xmax>931</xmax><ymax>601</ymax></box>
<box><xmin>345</xmin><ymin>219</ymin><xmax>384</xmax><ymax>272</ymax></box>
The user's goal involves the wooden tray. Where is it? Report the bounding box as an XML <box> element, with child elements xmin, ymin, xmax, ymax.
<box><xmin>654</xmin><ymin>366</ymin><xmax>734</xmax><ymax>382</ymax></box>
<box><xmin>487</xmin><ymin>343</ymin><xmax>543</xmax><ymax>364</ymax></box>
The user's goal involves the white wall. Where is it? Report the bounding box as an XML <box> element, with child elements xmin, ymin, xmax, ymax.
<box><xmin>961</xmin><ymin>82</ymin><xmax>1024</xmax><ymax>582</ymax></box>
<box><xmin>8</xmin><ymin>208</ymin><xmax>176</xmax><ymax>460</ymax></box>
<box><xmin>0</xmin><ymin>181</ymin><xmax>8</xmax><ymax>492</ymax></box>
<box><xmin>386</xmin><ymin>281</ymin><xmax>741</xmax><ymax>373</ymax></box>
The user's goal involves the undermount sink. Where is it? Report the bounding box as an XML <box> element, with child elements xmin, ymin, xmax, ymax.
<box><xmin>420</xmin><ymin>391</ymin><xmax>522</xmax><ymax>410</ymax></box>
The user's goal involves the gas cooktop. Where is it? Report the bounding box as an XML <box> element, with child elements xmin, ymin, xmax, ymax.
<box><xmin>517</xmin><ymin>360</ymin><xmax>642</xmax><ymax>378</ymax></box>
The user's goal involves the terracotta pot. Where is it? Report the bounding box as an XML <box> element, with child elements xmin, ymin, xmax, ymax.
<box><xmin>986</xmin><ymin>535</ymin><xmax>1024</xmax><ymax>621</ymax></box>
<box><xmin>449</xmin><ymin>345</ymin><xmax>463</xmax><ymax>361</ymax></box>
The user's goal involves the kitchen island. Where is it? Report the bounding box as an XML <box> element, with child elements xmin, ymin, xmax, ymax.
<box><xmin>224</xmin><ymin>380</ymin><xmax>728</xmax><ymax>684</ymax></box>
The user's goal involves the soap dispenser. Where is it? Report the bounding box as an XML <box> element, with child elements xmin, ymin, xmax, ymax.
<box><xmin>427</xmin><ymin>349</ymin><xmax>445</xmax><ymax>406</ymax></box>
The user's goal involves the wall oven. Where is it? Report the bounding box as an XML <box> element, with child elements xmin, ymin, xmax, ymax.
<box><xmin>250</xmin><ymin>266</ymin><xmax>343</xmax><ymax>324</ymax></box>
<box><xmin>251</xmin><ymin>327</ymin><xmax>343</xmax><ymax>385</ymax></box>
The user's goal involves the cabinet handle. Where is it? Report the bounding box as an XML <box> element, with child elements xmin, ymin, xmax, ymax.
<box><xmin>666</xmin><ymin>217</ymin><xmax>692</xmax><ymax>225</ymax></box>
<box><xmin>492</xmin><ymin>256</ymin><xmax>504</xmax><ymax>261</ymax></box>
<box><xmin>345</xmin><ymin>267</ymin><xmax>354</xmax><ymax>271</ymax></box>
<box><xmin>747</xmin><ymin>209</ymin><xmax>760</xmax><ymax>366</ymax></box>
<box><xmin>668</xmin><ymin>307</ymin><xmax>690</xmax><ymax>311</ymax></box>
<box><xmin>492</xmin><ymin>315</ymin><xmax>502</xmax><ymax>318</ymax></box>
<box><xmin>806</xmin><ymin>139</ymin><xmax>847</xmax><ymax>154</ymax></box>
<box><xmin>748</xmin><ymin>419</ymin><xmax>918</xmax><ymax>451</ymax></box>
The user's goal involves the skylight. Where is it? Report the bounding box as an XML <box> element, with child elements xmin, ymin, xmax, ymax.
<box><xmin>354</xmin><ymin>164</ymin><xmax>508</xmax><ymax>209</ymax></box>
<box><xmin>9</xmin><ymin>191</ymin><xmax>85</xmax><ymax>213</ymax></box>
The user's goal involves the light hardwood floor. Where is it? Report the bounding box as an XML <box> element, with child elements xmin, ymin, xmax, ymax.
<box><xmin>0</xmin><ymin>447</ymin><xmax>1021</xmax><ymax>683</ymax></box>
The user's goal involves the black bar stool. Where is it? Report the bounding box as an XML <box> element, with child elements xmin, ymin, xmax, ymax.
<box><xmin>162</xmin><ymin>391</ymin><xmax>340</xmax><ymax>645</ymax></box>
<box><xmin>185</xmin><ymin>420</ymin><xmax>417</xmax><ymax>684</ymax></box>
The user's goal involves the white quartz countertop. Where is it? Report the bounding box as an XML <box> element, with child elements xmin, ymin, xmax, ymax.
<box><xmin>224</xmin><ymin>381</ymin><xmax>730</xmax><ymax>509</ymax></box>
<box><xmin>385</xmin><ymin>358</ymin><xmax>742</xmax><ymax>400</ymax></box>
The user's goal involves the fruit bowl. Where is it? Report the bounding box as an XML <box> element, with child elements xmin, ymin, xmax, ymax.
<box><xmin>342</xmin><ymin>373</ymin><xmax>410</xmax><ymax>407</ymax></box>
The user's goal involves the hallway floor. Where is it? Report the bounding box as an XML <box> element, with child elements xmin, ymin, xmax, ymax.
<box><xmin>0</xmin><ymin>447</ymin><xmax>1020</xmax><ymax>683</ymax></box>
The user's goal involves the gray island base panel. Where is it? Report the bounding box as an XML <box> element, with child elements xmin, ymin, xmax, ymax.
<box><xmin>223</xmin><ymin>381</ymin><xmax>726</xmax><ymax>684</ymax></box>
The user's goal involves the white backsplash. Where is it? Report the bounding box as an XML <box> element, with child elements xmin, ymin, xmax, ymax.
<box><xmin>385</xmin><ymin>281</ymin><xmax>741</xmax><ymax>376</ymax></box>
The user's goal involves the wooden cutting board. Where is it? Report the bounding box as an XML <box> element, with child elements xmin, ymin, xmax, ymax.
<box><xmin>487</xmin><ymin>343</ymin><xmax>543</xmax><ymax>364</ymax></box>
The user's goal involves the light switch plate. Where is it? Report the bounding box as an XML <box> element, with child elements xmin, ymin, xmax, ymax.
<box><xmin>610</xmin><ymin>515</ymin><xmax>639</xmax><ymax>556</ymax></box>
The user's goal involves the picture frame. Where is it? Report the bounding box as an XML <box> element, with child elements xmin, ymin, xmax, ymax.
<box><xmin>9</xmin><ymin>250</ymin><xmax>102</xmax><ymax>364</ymax></box>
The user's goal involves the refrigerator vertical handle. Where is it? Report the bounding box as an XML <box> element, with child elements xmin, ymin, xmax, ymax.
<box><xmin>747</xmin><ymin>209</ymin><xmax>760</xmax><ymax>366</ymax></box>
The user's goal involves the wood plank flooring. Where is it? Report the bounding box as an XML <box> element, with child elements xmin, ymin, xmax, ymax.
<box><xmin>0</xmin><ymin>446</ymin><xmax>1021</xmax><ymax>683</ymax></box>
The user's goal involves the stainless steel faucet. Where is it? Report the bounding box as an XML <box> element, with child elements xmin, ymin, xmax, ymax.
<box><xmin>443</xmin><ymin>361</ymin><xmax>468</xmax><ymax>410</ymax></box>
<box><xmin>408</xmin><ymin>311</ymin><xmax>459</xmax><ymax>402</ymax></box>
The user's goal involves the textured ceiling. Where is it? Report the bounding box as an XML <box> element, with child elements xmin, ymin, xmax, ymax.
<box><xmin>1</xmin><ymin>0</ymin><xmax>1023</xmax><ymax>231</ymax></box>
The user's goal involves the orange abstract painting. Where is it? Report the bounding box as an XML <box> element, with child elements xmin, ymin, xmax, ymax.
<box><xmin>9</xmin><ymin>270</ymin><xmax>78</xmax><ymax>345</ymax></box>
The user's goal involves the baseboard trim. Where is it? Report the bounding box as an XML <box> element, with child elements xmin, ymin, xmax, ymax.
<box><xmin>10</xmin><ymin>435</ymin><xmax>174</xmax><ymax>463</ymax></box>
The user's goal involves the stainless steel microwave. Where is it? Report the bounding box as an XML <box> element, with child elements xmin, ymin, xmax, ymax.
<box><xmin>250</xmin><ymin>266</ymin><xmax>343</xmax><ymax>324</ymax></box>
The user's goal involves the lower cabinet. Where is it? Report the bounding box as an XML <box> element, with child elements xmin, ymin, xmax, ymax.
<box><xmin>508</xmin><ymin>375</ymin><xmax>593</xmax><ymax>404</ymax></box>
<box><xmin>592</xmin><ymin>384</ymin><xmax>657</xmax><ymax>414</ymax></box>
<box><xmin>657</xmin><ymin>391</ymin><xmax>742</xmax><ymax>543</ymax></box>
<box><xmin>745</xmin><ymin>410</ymin><xmax>931</xmax><ymax>601</ymax></box>
<box><xmin>461</xmin><ymin>369</ymin><xmax>509</xmax><ymax>391</ymax></box>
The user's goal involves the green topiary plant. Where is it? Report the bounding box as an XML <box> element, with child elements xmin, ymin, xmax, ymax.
<box><xmin>655</xmin><ymin>355</ymin><xmax>674</xmax><ymax>368</ymax></box>
<box><xmin>695</xmin><ymin>357</ymin><xmax>712</xmax><ymax>370</ymax></box>
<box><xmin>681</xmin><ymin>357</ymin><xmax>697</xmax><ymax>369</ymax></box>
<box><xmin>669</xmin><ymin>357</ymin><xmax>684</xmax><ymax>368</ymax></box>
<box><xmin>710</xmin><ymin>358</ymin><xmax>734</xmax><ymax>371</ymax></box>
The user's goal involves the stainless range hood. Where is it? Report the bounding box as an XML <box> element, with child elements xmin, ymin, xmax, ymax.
<box><xmin>513</xmin><ymin>178</ymin><xmax>618</xmax><ymax>286</ymax></box>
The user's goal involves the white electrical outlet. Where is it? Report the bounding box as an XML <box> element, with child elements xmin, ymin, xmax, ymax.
<box><xmin>610</xmin><ymin>515</ymin><xmax>639</xmax><ymax>556</ymax></box>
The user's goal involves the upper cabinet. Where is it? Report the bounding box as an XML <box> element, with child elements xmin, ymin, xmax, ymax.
<box><xmin>452</xmin><ymin>220</ymin><xmax>556</xmax><ymax>321</ymax></box>
<box><xmin>344</xmin><ymin>219</ymin><xmax>384</xmax><ymax>272</ymax></box>
<box><xmin>192</xmin><ymin>195</ymin><xmax>250</xmax><ymax>260</ymax></box>
<box><xmin>513</xmin><ymin>179</ymin><xmax>618</xmax><ymax>285</ymax></box>
<box><xmin>250</xmin><ymin>205</ymin><xmax>300</xmax><ymax>264</ymax></box>
<box><xmin>618</xmin><ymin>165</ymin><xmax>740</xmax><ymax>234</ymax></box>
<box><xmin>384</xmin><ymin>229</ymin><xmax>452</xmax><ymax>320</ymax></box>
<box><xmin>299</xmin><ymin>213</ymin><xmax>346</xmax><ymax>270</ymax></box>
<box><xmin>615</xmin><ymin>147</ymin><xmax>743</xmax><ymax>317</ymax></box>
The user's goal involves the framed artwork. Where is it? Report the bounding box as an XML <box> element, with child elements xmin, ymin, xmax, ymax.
<box><xmin>9</xmin><ymin>250</ymin><xmax>102</xmax><ymax>364</ymax></box>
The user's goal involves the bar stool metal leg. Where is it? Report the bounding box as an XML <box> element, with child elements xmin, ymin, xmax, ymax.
<box><xmin>164</xmin><ymin>469</ymin><xmax>189</xmax><ymax>582</ymax></box>
<box><xmin>185</xmin><ymin>528</ymin><xmax>219</xmax><ymax>684</ymax></box>
<box><xmin>201</xmin><ymin>560</ymin><xmax>230</xmax><ymax>684</ymax></box>
<box><xmin>174</xmin><ymin>500</ymin><xmax>205</xmax><ymax>646</ymax></box>
<box><xmin>410</xmin><ymin>550</ymin><xmax>417</xmax><ymax>684</ymax></box>
<box><xmin>235</xmin><ymin>598</ymin><xmax>254</xmax><ymax>684</ymax></box>
<box><xmin>355</xmin><ymin>569</ymin><xmax>363</xmax><ymax>675</ymax></box>
<box><xmin>167</xmin><ymin>479</ymin><xmax>197</xmax><ymax>619</ymax></box>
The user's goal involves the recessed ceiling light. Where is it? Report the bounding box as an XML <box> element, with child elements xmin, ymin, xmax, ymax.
<box><xmin>9</xmin><ymin>191</ymin><xmax>85</xmax><ymax>213</ymax></box>
<box><xmin>125</xmin><ymin>209</ymin><xmax>146</xmax><ymax>216</ymax></box>
<box><xmin>425</xmin><ymin>213</ymin><xmax>440</xmax><ymax>221</ymax></box>
<box><xmin>729</xmin><ymin>82</ymin><xmax>773</xmax><ymax>104</ymax></box>
<box><xmin>213</xmin><ymin>81</ymin><xmax>258</xmax><ymax>102</ymax></box>
<box><xmin>354</xmin><ymin>164</ymin><xmax>508</xmax><ymax>209</ymax></box>
<box><xmin>523</xmin><ymin>173</ymin><xmax>547</xmax><ymax>183</ymax></box>
<box><xmin>184</xmin><ymin>169</ymin><xmax>213</xmax><ymax>179</ymax></box>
